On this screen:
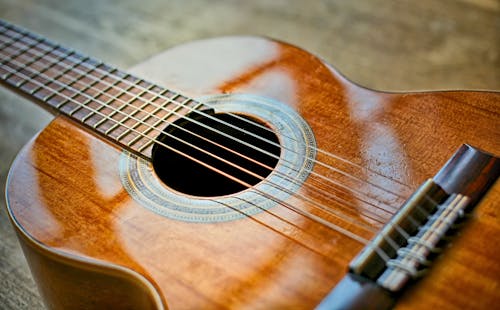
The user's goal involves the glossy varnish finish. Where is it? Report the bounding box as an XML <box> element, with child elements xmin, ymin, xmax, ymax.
<box><xmin>6</xmin><ymin>37</ymin><xmax>500</xmax><ymax>309</ymax></box>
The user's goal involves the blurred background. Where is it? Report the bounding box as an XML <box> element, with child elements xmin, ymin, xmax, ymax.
<box><xmin>0</xmin><ymin>0</ymin><xmax>498</xmax><ymax>308</ymax></box>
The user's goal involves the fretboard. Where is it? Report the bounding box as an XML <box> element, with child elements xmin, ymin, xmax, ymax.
<box><xmin>0</xmin><ymin>19</ymin><xmax>204</xmax><ymax>159</ymax></box>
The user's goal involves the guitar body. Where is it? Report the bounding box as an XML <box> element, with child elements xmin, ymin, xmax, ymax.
<box><xmin>5</xmin><ymin>37</ymin><xmax>500</xmax><ymax>309</ymax></box>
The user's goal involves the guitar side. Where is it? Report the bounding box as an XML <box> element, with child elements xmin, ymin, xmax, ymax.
<box><xmin>5</xmin><ymin>36</ymin><xmax>500</xmax><ymax>309</ymax></box>
<box><xmin>5</xmin><ymin>201</ymin><xmax>164</xmax><ymax>309</ymax></box>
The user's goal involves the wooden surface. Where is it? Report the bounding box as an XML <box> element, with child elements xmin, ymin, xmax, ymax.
<box><xmin>5</xmin><ymin>35</ymin><xmax>500</xmax><ymax>309</ymax></box>
<box><xmin>0</xmin><ymin>0</ymin><xmax>499</xmax><ymax>308</ymax></box>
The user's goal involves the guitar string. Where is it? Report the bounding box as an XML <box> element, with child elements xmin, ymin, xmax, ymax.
<box><xmin>0</xmin><ymin>54</ymin><xmax>393</xmax><ymax>235</ymax></box>
<box><xmin>0</xmin><ymin>24</ymin><xmax>422</xmax><ymax>259</ymax></box>
<box><xmin>0</xmin><ymin>29</ymin><xmax>410</xmax><ymax>253</ymax></box>
<box><xmin>0</xmin><ymin>47</ymin><xmax>455</xmax><ymax>285</ymax></box>
<box><xmin>0</xmin><ymin>21</ymin><xmax>457</xmax><ymax>270</ymax></box>
<box><xmin>0</xmin><ymin>35</ymin><xmax>392</xmax><ymax>228</ymax></box>
<box><xmin>0</xmin><ymin>22</ymin><xmax>442</xmax><ymax>266</ymax></box>
<box><xmin>0</xmin><ymin>52</ymin><xmax>414</xmax><ymax>260</ymax></box>
<box><xmin>0</xmin><ymin>31</ymin><xmax>404</xmax><ymax>216</ymax></box>
<box><xmin>11</xmin><ymin>72</ymin><xmax>397</xmax><ymax>226</ymax></box>
<box><xmin>5</xmin><ymin>52</ymin><xmax>436</xmax><ymax>268</ymax></box>
<box><xmin>0</xmin><ymin>59</ymin><xmax>394</xmax><ymax>255</ymax></box>
<box><xmin>0</xmin><ymin>33</ymin><xmax>400</xmax><ymax>222</ymax></box>
<box><xmin>0</xmin><ymin>31</ymin><xmax>399</xmax><ymax>230</ymax></box>
<box><xmin>10</xmin><ymin>33</ymin><xmax>441</xmax><ymax>260</ymax></box>
<box><xmin>21</xmin><ymin>40</ymin><xmax>404</xmax><ymax>212</ymax></box>
<box><xmin>0</xmin><ymin>20</ymin><xmax>409</xmax><ymax>205</ymax></box>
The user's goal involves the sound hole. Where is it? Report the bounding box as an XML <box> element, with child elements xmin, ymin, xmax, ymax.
<box><xmin>152</xmin><ymin>110</ymin><xmax>281</xmax><ymax>197</ymax></box>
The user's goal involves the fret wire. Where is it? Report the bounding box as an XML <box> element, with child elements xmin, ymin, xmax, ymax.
<box><xmin>116</xmin><ymin>81</ymin><xmax>158</xmax><ymax>142</ymax></box>
<box><xmin>50</xmin><ymin>52</ymin><xmax>90</xmax><ymax>109</ymax></box>
<box><xmin>4</xmin><ymin>41</ymin><xmax>394</xmax><ymax>220</ymax></box>
<box><xmin>3</xmin><ymin>57</ymin><xmax>378</xmax><ymax>243</ymax></box>
<box><xmin>53</xmin><ymin>54</ymin><xmax>79</xmax><ymax>109</ymax></box>
<box><xmin>0</xmin><ymin>22</ymin><xmax>60</xmax><ymax>81</ymax></box>
<box><xmin>0</xmin><ymin>21</ymin><xmax>282</xmax><ymax>177</ymax></box>
<box><xmin>1</xmin><ymin>38</ymin><xmax>398</xmax><ymax>213</ymax></box>
<box><xmin>46</xmin><ymin>45</ymin><xmax>404</xmax><ymax>198</ymax></box>
<box><xmin>6</xmin><ymin>34</ymin><xmax>290</xmax><ymax>168</ymax></box>
<box><xmin>138</xmin><ymin>94</ymin><xmax>183</xmax><ymax>138</ymax></box>
<box><xmin>1</xmin><ymin>52</ymin><xmax>394</xmax><ymax>229</ymax></box>
<box><xmin>33</xmin><ymin>40</ymin><xmax>405</xmax><ymax>199</ymax></box>
<box><xmin>8</xmin><ymin>34</ymin><xmax>189</xmax><ymax>115</ymax></box>
<box><xmin>103</xmin><ymin>79</ymin><xmax>140</xmax><ymax>135</ymax></box>
<box><xmin>71</xmin><ymin>67</ymin><xmax>116</xmax><ymax>122</ymax></box>
<box><xmin>83</xmin><ymin>78</ymin><xmax>185</xmax><ymax>144</ymax></box>
<box><xmin>40</xmin><ymin>54</ymin><xmax>78</xmax><ymax>102</ymax></box>
<box><xmin>0</xmin><ymin>33</ymin><xmax>44</xmax><ymax>81</ymax></box>
<box><xmin>2</xmin><ymin>28</ymin><xmax>47</xmax><ymax>55</ymax></box>
<box><xmin>68</xmin><ymin>72</ymin><xmax>104</xmax><ymax>117</ymax></box>
<box><xmin>23</xmin><ymin>48</ymin><xmax>78</xmax><ymax>108</ymax></box>
<box><xmin>92</xmin><ymin>68</ymin><xmax>131</xmax><ymax>129</ymax></box>
<box><xmin>2</xmin><ymin>59</ymin><xmax>247</xmax><ymax>177</ymax></box>
<box><xmin>0</xmin><ymin>23</ymin><xmax>26</xmax><ymax>52</ymax></box>
<box><xmin>0</xmin><ymin>32</ymin><xmax>69</xmax><ymax>98</ymax></box>
<box><xmin>0</xmin><ymin>21</ymin><xmax>410</xmax><ymax>241</ymax></box>
<box><xmin>4</xmin><ymin>29</ymin><xmax>197</xmax><ymax>136</ymax></box>
<box><xmin>81</xmin><ymin>66</ymin><xmax>119</xmax><ymax>123</ymax></box>
<box><xmin>1</xmin><ymin>25</ymin><xmax>408</xmax><ymax>213</ymax></box>
<box><xmin>61</xmin><ymin>55</ymin><xmax>90</xmax><ymax>88</ymax></box>
<box><xmin>124</xmin><ymin>89</ymin><xmax>177</xmax><ymax>147</ymax></box>
<box><xmin>2</xmin><ymin>51</ymin><xmax>245</xmax><ymax>177</ymax></box>
<box><xmin>18</xmin><ymin>43</ymin><xmax>63</xmax><ymax>93</ymax></box>
<box><xmin>0</xmin><ymin>20</ymin><xmax>33</xmax><ymax>43</ymax></box>
<box><xmin>68</xmin><ymin>61</ymin><xmax>104</xmax><ymax>116</ymax></box>
<box><xmin>0</xmin><ymin>28</ymin><xmax>398</xmax><ymax>237</ymax></box>
<box><xmin>1</xmin><ymin>20</ymin><xmax>67</xmax><ymax>58</ymax></box>
<box><xmin>136</xmin><ymin>96</ymin><xmax>191</xmax><ymax>151</ymax></box>
<box><xmin>2</xmin><ymin>25</ymin><xmax>98</xmax><ymax>109</ymax></box>
<box><xmin>136</xmin><ymin>98</ymin><xmax>195</xmax><ymax>152</ymax></box>
<box><xmin>0</xmin><ymin>60</ymin><xmax>156</xmax><ymax>154</ymax></box>
<box><xmin>13</xmin><ymin>40</ymin><xmax>76</xmax><ymax>102</ymax></box>
<box><xmin>3</xmin><ymin>19</ymin><xmax>288</xmax><ymax>172</ymax></box>
<box><xmin>4</xmin><ymin>38</ymin><xmax>277</xmax><ymax>175</ymax></box>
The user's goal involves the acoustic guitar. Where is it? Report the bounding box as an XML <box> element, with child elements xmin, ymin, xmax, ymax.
<box><xmin>1</xmin><ymin>19</ymin><xmax>499</xmax><ymax>309</ymax></box>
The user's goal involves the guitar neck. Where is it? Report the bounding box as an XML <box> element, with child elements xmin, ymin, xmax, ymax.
<box><xmin>0</xmin><ymin>19</ymin><xmax>202</xmax><ymax>160</ymax></box>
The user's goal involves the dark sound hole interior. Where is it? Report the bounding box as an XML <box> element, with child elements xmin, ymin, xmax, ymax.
<box><xmin>151</xmin><ymin>110</ymin><xmax>281</xmax><ymax>197</ymax></box>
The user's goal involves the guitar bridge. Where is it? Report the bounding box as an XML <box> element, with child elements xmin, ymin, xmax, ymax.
<box><xmin>317</xmin><ymin>144</ymin><xmax>500</xmax><ymax>310</ymax></box>
<box><xmin>350</xmin><ymin>179</ymin><xmax>471</xmax><ymax>292</ymax></box>
<box><xmin>379</xmin><ymin>193</ymin><xmax>469</xmax><ymax>291</ymax></box>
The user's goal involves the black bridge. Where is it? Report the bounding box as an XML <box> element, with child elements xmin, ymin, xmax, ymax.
<box><xmin>317</xmin><ymin>144</ymin><xmax>500</xmax><ymax>310</ymax></box>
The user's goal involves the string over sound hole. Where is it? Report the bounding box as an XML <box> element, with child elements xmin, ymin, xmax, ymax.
<box><xmin>152</xmin><ymin>110</ymin><xmax>281</xmax><ymax>197</ymax></box>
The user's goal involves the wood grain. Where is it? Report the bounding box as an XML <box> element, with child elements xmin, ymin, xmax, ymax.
<box><xmin>5</xmin><ymin>36</ymin><xmax>500</xmax><ymax>309</ymax></box>
<box><xmin>0</xmin><ymin>1</ymin><xmax>498</xmax><ymax>308</ymax></box>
